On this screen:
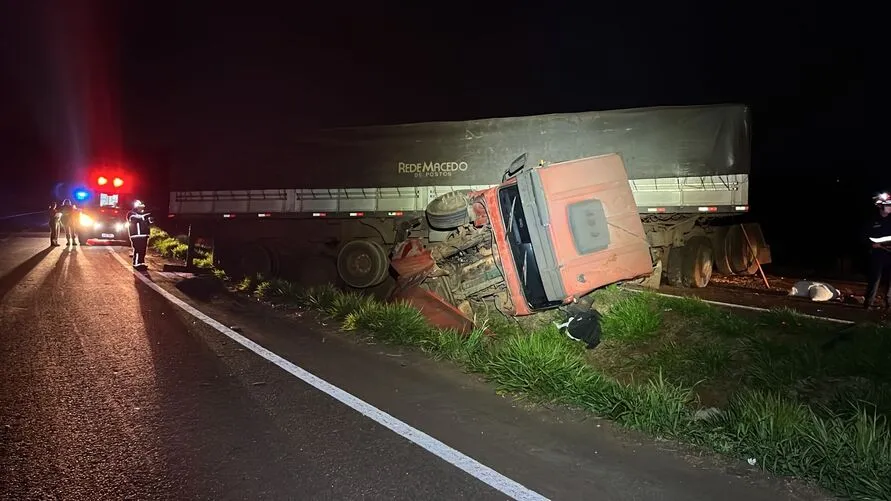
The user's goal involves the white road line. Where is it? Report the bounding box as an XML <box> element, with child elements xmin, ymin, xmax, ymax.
<box><xmin>108</xmin><ymin>249</ymin><xmax>549</xmax><ymax>501</ymax></box>
<box><xmin>622</xmin><ymin>287</ymin><xmax>856</xmax><ymax>325</ymax></box>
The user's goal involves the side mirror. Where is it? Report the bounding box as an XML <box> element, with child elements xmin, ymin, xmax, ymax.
<box><xmin>503</xmin><ymin>153</ymin><xmax>529</xmax><ymax>181</ymax></box>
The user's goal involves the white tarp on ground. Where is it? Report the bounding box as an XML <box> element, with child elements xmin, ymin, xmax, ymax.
<box><xmin>788</xmin><ymin>280</ymin><xmax>842</xmax><ymax>302</ymax></box>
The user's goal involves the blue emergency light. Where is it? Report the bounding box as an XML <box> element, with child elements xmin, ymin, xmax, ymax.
<box><xmin>74</xmin><ymin>188</ymin><xmax>90</xmax><ymax>202</ymax></box>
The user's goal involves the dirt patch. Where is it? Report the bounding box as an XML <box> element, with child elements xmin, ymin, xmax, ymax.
<box><xmin>174</xmin><ymin>275</ymin><xmax>228</xmax><ymax>302</ymax></box>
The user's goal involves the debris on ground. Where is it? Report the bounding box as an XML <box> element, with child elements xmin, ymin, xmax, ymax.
<box><xmin>787</xmin><ymin>280</ymin><xmax>843</xmax><ymax>302</ymax></box>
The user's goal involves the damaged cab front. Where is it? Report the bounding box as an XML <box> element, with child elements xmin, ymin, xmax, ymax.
<box><xmin>390</xmin><ymin>153</ymin><xmax>653</xmax><ymax>338</ymax></box>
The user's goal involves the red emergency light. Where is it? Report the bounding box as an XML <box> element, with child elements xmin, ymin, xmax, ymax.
<box><xmin>87</xmin><ymin>165</ymin><xmax>135</xmax><ymax>195</ymax></box>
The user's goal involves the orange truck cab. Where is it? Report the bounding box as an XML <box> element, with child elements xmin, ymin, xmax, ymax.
<box><xmin>389</xmin><ymin>153</ymin><xmax>653</xmax><ymax>341</ymax></box>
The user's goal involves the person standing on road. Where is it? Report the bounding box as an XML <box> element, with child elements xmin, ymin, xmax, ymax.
<box><xmin>48</xmin><ymin>201</ymin><xmax>61</xmax><ymax>246</ymax></box>
<box><xmin>59</xmin><ymin>199</ymin><xmax>80</xmax><ymax>246</ymax></box>
<box><xmin>128</xmin><ymin>200</ymin><xmax>153</xmax><ymax>269</ymax></box>
<box><xmin>864</xmin><ymin>192</ymin><xmax>891</xmax><ymax>310</ymax></box>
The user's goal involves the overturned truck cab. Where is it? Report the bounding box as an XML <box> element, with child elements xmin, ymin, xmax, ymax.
<box><xmin>387</xmin><ymin>153</ymin><xmax>653</xmax><ymax>342</ymax></box>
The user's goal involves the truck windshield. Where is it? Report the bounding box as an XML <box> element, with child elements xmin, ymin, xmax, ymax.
<box><xmin>498</xmin><ymin>184</ymin><xmax>562</xmax><ymax>310</ymax></box>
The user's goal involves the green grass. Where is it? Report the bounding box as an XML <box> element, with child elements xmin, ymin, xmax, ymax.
<box><xmin>423</xmin><ymin>327</ymin><xmax>488</xmax><ymax>367</ymax></box>
<box><xmin>711</xmin><ymin>390</ymin><xmax>891</xmax><ymax>500</ymax></box>
<box><xmin>642</xmin><ymin>339</ymin><xmax>733</xmax><ymax>388</ymax></box>
<box><xmin>148</xmin><ymin>227</ymin><xmax>214</xmax><ymax>267</ymax></box>
<box><xmin>655</xmin><ymin>295</ymin><xmax>752</xmax><ymax>337</ymax></box>
<box><xmin>343</xmin><ymin>301</ymin><xmax>432</xmax><ymax>345</ymax></box>
<box><xmin>216</xmin><ymin>274</ymin><xmax>890</xmax><ymax>501</ymax></box>
<box><xmin>599</xmin><ymin>292</ymin><xmax>663</xmax><ymax>341</ymax></box>
<box><xmin>482</xmin><ymin>326</ymin><xmax>598</xmax><ymax>402</ymax></box>
<box><xmin>193</xmin><ymin>253</ymin><xmax>214</xmax><ymax>269</ymax></box>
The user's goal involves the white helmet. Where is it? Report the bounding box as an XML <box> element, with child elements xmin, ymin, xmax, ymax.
<box><xmin>875</xmin><ymin>192</ymin><xmax>891</xmax><ymax>206</ymax></box>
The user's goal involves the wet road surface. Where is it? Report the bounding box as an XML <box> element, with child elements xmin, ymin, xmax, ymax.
<box><xmin>1</xmin><ymin>234</ymin><xmax>829</xmax><ymax>500</ymax></box>
<box><xmin>0</xmin><ymin>236</ymin><xmax>502</xmax><ymax>500</ymax></box>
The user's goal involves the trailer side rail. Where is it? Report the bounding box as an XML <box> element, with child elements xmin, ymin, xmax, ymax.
<box><xmin>169</xmin><ymin>175</ymin><xmax>750</xmax><ymax>217</ymax></box>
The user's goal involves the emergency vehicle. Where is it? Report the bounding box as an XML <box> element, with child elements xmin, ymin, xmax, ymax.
<box><xmin>71</xmin><ymin>170</ymin><xmax>135</xmax><ymax>245</ymax></box>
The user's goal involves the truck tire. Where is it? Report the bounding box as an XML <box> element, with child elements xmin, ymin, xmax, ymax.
<box><xmin>663</xmin><ymin>246</ymin><xmax>685</xmax><ymax>287</ymax></box>
<box><xmin>663</xmin><ymin>238</ymin><xmax>713</xmax><ymax>288</ymax></box>
<box><xmin>240</xmin><ymin>242</ymin><xmax>275</xmax><ymax>278</ymax></box>
<box><xmin>724</xmin><ymin>224</ymin><xmax>762</xmax><ymax>276</ymax></box>
<box><xmin>426</xmin><ymin>190</ymin><xmax>472</xmax><ymax>230</ymax></box>
<box><xmin>710</xmin><ymin>228</ymin><xmax>733</xmax><ymax>275</ymax></box>
<box><xmin>336</xmin><ymin>240</ymin><xmax>390</xmax><ymax>289</ymax></box>
<box><xmin>682</xmin><ymin>236</ymin><xmax>714</xmax><ymax>288</ymax></box>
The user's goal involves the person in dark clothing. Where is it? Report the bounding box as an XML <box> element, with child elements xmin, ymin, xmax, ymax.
<box><xmin>59</xmin><ymin>199</ymin><xmax>81</xmax><ymax>245</ymax></box>
<box><xmin>48</xmin><ymin>202</ymin><xmax>61</xmax><ymax>246</ymax></box>
<box><xmin>128</xmin><ymin>200</ymin><xmax>153</xmax><ymax>269</ymax></box>
<box><xmin>864</xmin><ymin>193</ymin><xmax>891</xmax><ymax>309</ymax></box>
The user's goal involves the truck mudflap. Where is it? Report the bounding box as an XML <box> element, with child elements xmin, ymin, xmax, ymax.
<box><xmin>388</xmin><ymin>239</ymin><xmax>477</xmax><ymax>334</ymax></box>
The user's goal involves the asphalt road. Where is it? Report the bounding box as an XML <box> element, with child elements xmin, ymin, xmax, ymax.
<box><xmin>0</xmin><ymin>233</ymin><xmax>829</xmax><ymax>501</ymax></box>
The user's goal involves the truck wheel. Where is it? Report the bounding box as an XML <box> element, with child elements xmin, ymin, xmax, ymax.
<box><xmin>336</xmin><ymin>240</ymin><xmax>390</xmax><ymax>289</ymax></box>
<box><xmin>710</xmin><ymin>228</ymin><xmax>733</xmax><ymax>275</ymax></box>
<box><xmin>682</xmin><ymin>236</ymin><xmax>713</xmax><ymax>288</ymax></box>
<box><xmin>663</xmin><ymin>246</ymin><xmax>685</xmax><ymax>287</ymax></box>
<box><xmin>240</xmin><ymin>242</ymin><xmax>275</xmax><ymax>278</ymax></box>
<box><xmin>426</xmin><ymin>190</ymin><xmax>471</xmax><ymax>230</ymax></box>
<box><xmin>725</xmin><ymin>224</ymin><xmax>761</xmax><ymax>276</ymax></box>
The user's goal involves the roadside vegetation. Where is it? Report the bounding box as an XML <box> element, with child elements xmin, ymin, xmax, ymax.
<box><xmin>148</xmin><ymin>227</ymin><xmax>214</xmax><ymax>268</ymax></box>
<box><xmin>180</xmin><ymin>262</ymin><xmax>891</xmax><ymax>500</ymax></box>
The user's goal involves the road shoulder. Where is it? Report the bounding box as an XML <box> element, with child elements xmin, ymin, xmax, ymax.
<box><xmin>130</xmin><ymin>250</ymin><xmax>830</xmax><ymax>501</ymax></box>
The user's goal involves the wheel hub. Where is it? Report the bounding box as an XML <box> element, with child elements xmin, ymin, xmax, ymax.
<box><xmin>350</xmin><ymin>252</ymin><xmax>373</xmax><ymax>276</ymax></box>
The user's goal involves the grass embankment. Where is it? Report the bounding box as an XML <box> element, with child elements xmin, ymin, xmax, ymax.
<box><xmin>148</xmin><ymin>227</ymin><xmax>213</xmax><ymax>268</ymax></box>
<box><xmin>216</xmin><ymin>271</ymin><xmax>891</xmax><ymax>500</ymax></box>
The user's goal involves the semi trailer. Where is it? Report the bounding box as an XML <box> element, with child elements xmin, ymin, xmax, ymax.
<box><xmin>166</xmin><ymin>104</ymin><xmax>770</xmax><ymax>331</ymax></box>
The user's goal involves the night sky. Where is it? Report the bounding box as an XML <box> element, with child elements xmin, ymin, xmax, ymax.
<box><xmin>0</xmin><ymin>1</ymin><xmax>863</xmax><ymax>274</ymax></box>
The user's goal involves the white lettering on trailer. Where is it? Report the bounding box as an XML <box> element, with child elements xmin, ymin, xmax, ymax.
<box><xmin>398</xmin><ymin>161</ymin><xmax>469</xmax><ymax>179</ymax></box>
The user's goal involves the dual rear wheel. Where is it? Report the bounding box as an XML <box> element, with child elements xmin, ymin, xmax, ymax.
<box><xmin>664</xmin><ymin>236</ymin><xmax>714</xmax><ymax>288</ymax></box>
<box><xmin>663</xmin><ymin>224</ymin><xmax>767</xmax><ymax>288</ymax></box>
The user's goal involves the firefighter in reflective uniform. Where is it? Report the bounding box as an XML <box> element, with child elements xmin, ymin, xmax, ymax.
<box><xmin>128</xmin><ymin>200</ymin><xmax>153</xmax><ymax>269</ymax></box>
<box><xmin>864</xmin><ymin>192</ymin><xmax>891</xmax><ymax>310</ymax></box>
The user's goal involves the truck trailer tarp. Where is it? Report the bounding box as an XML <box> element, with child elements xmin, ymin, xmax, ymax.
<box><xmin>169</xmin><ymin>104</ymin><xmax>750</xmax><ymax>191</ymax></box>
